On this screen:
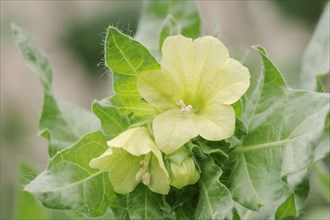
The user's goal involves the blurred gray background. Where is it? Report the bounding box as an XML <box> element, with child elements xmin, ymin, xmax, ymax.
<box><xmin>1</xmin><ymin>1</ymin><xmax>328</xmax><ymax>219</ymax></box>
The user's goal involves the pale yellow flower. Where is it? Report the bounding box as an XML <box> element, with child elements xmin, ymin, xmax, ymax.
<box><xmin>89</xmin><ymin>127</ymin><xmax>170</xmax><ymax>195</ymax></box>
<box><xmin>137</xmin><ymin>35</ymin><xmax>250</xmax><ymax>154</ymax></box>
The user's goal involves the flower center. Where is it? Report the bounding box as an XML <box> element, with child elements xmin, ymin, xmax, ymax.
<box><xmin>135</xmin><ymin>153</ymin><xmax>151</xmax><ymax>185</ymax></box>
<box><xmin>176</xmin><ymin>100</ymin><xmax>192</xmax><ymax>117</ymax></box>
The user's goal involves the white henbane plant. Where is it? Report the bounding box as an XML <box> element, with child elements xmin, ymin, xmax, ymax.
<box><xmin>13</xmin><ymin>1</ymin><xmax>329</xmax><ymax>219</ymax></box>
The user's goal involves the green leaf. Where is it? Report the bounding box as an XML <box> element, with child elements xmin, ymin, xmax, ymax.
<box><xmin>299</xmin><ymin>2</ymin><xmax>330</xmax><ymax>90</ymax></box>
<box><xmin>135</xmin><ymin>0</ymin><xmax>201</xmax><ymax>58</ymax></box>
<box><xmin>108</xmin><ymin>194</ymin><xmax>130</xmax><ymax>220</ymax></box>
<box><xmin>14</xmin><ymin>163</ymin><xmax>50</xmax><ymax>220</ymax></box>
<box><xmin>113</xmin><ymin>74</ymin><xmax>140</xmax><ymax>98</ymax></box>
<box><xmin>315</xmin><ymin>113</ymin><xmax>330</xmax><ymax>162</ymax></box>
<box><xmin>12</xmin><ymin>24</ymin><xmax>99</xmax><ymax>156</ymax></box>
<box><xmin>105</xmin><ymin>26</ymin><xmax>159</xmax><ymax>98</ymax></box>
<box><xmin>314</xmin><ymin>161</ymin><xmax>330</xmax><ymax>203</ymax></box>
<box><xmin>226</xmin><ymin>46</ymin><xmax>329</xmax><ymax>210</ymax></box>
<box><xmin>275</xmin><ymin>193</ymin><xmax>297</xmax><ymax>220</ymax></box>
<box><xmin>287</xmin><ymin>169</ymin><xmax>310</xmax><ymax>215</ymax></box>
<box><xmin>128</xmin><ymin>184</ymin><xmax>163</xmax><ymax>219</ymax></box>
<box><xmin>24</xmin><ymin>131</ymin><xmax>117</xmax><ymax>217</ymax></box>
<box><xmin>233</xmin><ymin>169</ymin><xmax>309</xmax><ymax>220</ymax></box>
<box><xmin>92</xmin><ymin>100</ymin><xmax>129</xmax><ymax>139</ymax></box>
<box><xmin>14</xmin><ymin>163</ymin><xmax>89</xmax><ymax>220</ymax></box>
<box><xmin>195</xmin><ymin>158</ymin><xmax>233</xmax><ymax>219</ymax></box>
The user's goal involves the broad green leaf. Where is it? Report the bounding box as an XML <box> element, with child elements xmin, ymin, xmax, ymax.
<box><xmin>233</xmin><ymin>170</ymin><xmax>309</xmax><ymax>220</ymax></box>
<box><xmin>195</xmin><ymin>159</ymin><xmax>233</xmax><ymax>219</ymax></box>
<box><xmin>12</xmin><ymin>24</ymin><xmax>99</xmax><ymax>156</ymax></box>
<box><xmin>275</xmin><ymin>194</ymin><xmax>297</xmax><ymax>220</ymax></box>
<box><xmin>135</xmin><ymin>0</ymin><xmax>201</xmax><ymax>58</ymax></box>
<box><xmin>299</xmin><ymin>2</ymin><xmax>330</xmax><ymax>90</ymax></box>
<box><xmin>24</xmin><ymin>131</ymin><xmax>117</xmax><ymax>217</ymax></box>
<box><xmin>105</xmin><ymin>26</ymin><xmax>159</xmax><ymax>98</ymax></box>
<box><xmin>226</xmin><ymin>46</ymin><xmax>329</xmax><ymax>210</ymax></box>
<box><xmin>128</xmin><ymin>184</ymin><xmax>163</xmax><ymax>219</ymax></box>
<box><xmin>92</xmin><ymin>100</ymin><xmax>129</xmax><ymax>139</ymax></box>
<box><xmin>14</xmin><ymin>163</ymin><xmax>89</xmax><ymax>220</ymax></box>
<box><xmin>14</xmin><ymin>163</ymin><xmax>50</xmax><ymax>220</ymax></box>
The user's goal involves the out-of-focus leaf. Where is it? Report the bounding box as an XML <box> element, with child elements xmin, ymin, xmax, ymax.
<box><xmin>314</xmin><ymin>161</ymin><xmax>330</xmax><ymax>203</ymax></box>
<box><xmin>11</xmin><ymin>24</ymin><xmax>99</xmax><ymax>157</ymax></box>
<box><xmin>24</xmin><ymin>132</ymin><xmax>118</xmax><ymax>217</ymax></box>
<box><xmin>301</xmin><ymin>206</ymin><xmax>330</xmax><ymax>220</ymax></box>
<box><xmin>128</xmin><ymin>184</ymin><xmax>163</xmax><ymax>219</ymax></box>
<box><xmin>226</xmin><ymin>46</ymin><xmax>329</xmax><ymax>210</ymax></box>
<box><xmin>315</xmin><ymin>113</ymin><xmax>330</xmax><ymax>161</ymax></box>
<box><xmin>159</xmin><ymin>15</ymin><xmax>181</xmax><ymax>50</ymax></box>
<box><xmin>135</xmin><ymin>0</ymin><xmax>201</xmax><ymax>58</ymax></box>
<box><xmin>195</xmin><ymin>158</ymin><xmax>233</xmax><ymax>219</ymax></box>
<box><xmin>105</xmin><ymin>26</ymin><xmax>159</xmax><ymax>98</ymax></box>
<box><xmin>299</xmin><ymin>2</ymin><xmax>330</xmax><ymax>91</ymax></box>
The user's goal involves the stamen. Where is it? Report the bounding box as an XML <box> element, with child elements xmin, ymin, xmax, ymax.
<box><xmin>176</xmin><ymin>100</ymin><xmax>193</xmax><ymax>117</ymax></box>
<box><xmin>141</xmin><ymin>172</ymin><xmax>150</xmax><ymax>185</ymax></box>
<box><xmin>135</xmin><ymin>153</ymin><xmax>152</xmax><ymax>184</ymax></box>
<box><xmin>135</xmin><ymin>169</ymin><xmax>143</xmax><ymax>181</ymax></box>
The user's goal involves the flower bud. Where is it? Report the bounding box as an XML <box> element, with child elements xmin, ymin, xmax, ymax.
<box><xmin>166</xmin><ymin>147</ymin><xmax>200</xmax><ymax>189</ymax></box>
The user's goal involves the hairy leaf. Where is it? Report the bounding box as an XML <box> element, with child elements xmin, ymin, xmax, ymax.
<box><xmin>92</xmin><ymin>100</ymin><xmax>129</xmax><ymax>139</ymax></box>
<box><xmin>135</xmin><ymin>0</ymin><xmax>201</xmax><ymax>58</ymax></box>
<box><xmin>128</xmin><ymin>185</ymin><xmax>163</xmax><ymax>219</ymax></box>
<box><xmin>25</xmin><ymin>132</ymin><xmax>117</xmax><ymax>217</ymax></box>
<box><xmin>105</xmin><ymin>26</ymin><xmax>159</xmax><ymax>98</ymax></box>
<box><xmin>12</xmin><ymin>24</ymin><xmax>99</xmax><ymax>156</ymax></box>
<box><xmin>195</xmin><ymin>159</ymin><xmax>233</xmax><ymax>219</ymax></box>
<box><xmin>299</xmin><ymin>2</ymin><xmax>330</xmax><ymax>90</ymax></box>
<box><xmin>14</xmin><ymin>163</ymin><xmax>50</xmax><ymax>220</ymax></box>
<box><xmin>226</xmin><ymin>46</ymin><xmax>329</xmax><ymax>210</ymax></box>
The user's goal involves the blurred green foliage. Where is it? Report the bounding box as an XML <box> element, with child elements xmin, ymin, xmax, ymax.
<box><xmin>274</xmin><ymin>0</ymin><xmax>328</xmax><ymax>27</ymax></box>
<box><xmin>60</xmin><ymin>3</ymin><xmax>141</xmax><ymax>78</ymax></box>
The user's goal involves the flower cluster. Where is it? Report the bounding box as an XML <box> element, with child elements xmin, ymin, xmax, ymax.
<box><xmin>89</xmin><ymin>35</ymin><xmax>250</xmax><ymax>194</ymax></box>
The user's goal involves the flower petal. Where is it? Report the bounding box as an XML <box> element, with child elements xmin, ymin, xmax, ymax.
<box><xmin>203</xmin><ymin>58</ymin><xmax>250</xmax><ymax>105</ymax></box>
<box><xmin>153</xmin><ymin>109</ymin><xmax>198</xmax><ymax>154</ymax></box>
<box><xmin>89</xmin><ymin>147</ymin><xmax>113</xmax><ymax>171</ymax></box>
<box><xmin>107</xmin><ymin>127</ymin><xmax>153</xmax><ymax>156</ymax></box>
<box><xmin>137</xmin><ymin>70</ymin><xmax>181</xmax><ymax>110</ymax></box>
<box><xmin>195</xmin><ymin>102</ymin><xmax>235</xmax><ymax>141</ymax></box>
<box><xmin>89</xmin><ymin>147</ymin><xmax>142</xmax><ymax>194</ymax></box>
<box><xmin>161</xmin><ymin>35</ymin><xmax>193</xmax><ymax>92</ymax></box>
<box><xmin>148</xmin><ymin>145</ymin><xmax>170</xmax><ymax>194</ymax></box>
<box><xmin>161</xmin><ymin>35</ymin><xmax>229</xmax><ymax>97</ymax></box>
<box><xmin>106</xmin><ymin>148</ymin><xmax>143</xmax><ymax>194</ymax></box>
